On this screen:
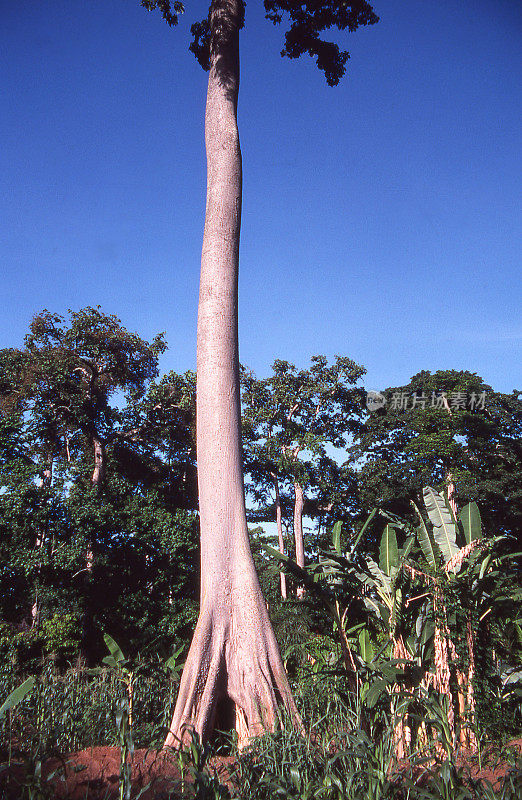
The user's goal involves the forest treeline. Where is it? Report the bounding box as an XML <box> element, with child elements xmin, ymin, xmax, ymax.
<box><xmin>0</xmin><ymin>308</ymin><xmax>521</xmax><ymax>719</ymax></box>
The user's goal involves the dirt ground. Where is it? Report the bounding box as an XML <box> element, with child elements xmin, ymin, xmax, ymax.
<box><xmin>459</xmin><ymin>737</ymin><xmax>522</xmax><ymax>789</ymax></box>
<box><xmin>0</xmin><ymin>745</ymin><xmax>236</xmax><ymax>799</ymax></box>
<box><xmin>0</xmin><ymin>739</ymin><xmax>520</xmax><ymax>799</ymax></box>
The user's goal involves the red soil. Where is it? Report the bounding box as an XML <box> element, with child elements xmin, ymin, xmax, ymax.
<box><xmin>0</xmin><ymin>739</ymin><xmax>520</xmax><ymax>799</ymax></box>
<box><xmin>459</xmin><ymin>737</ymin><xmax>522</xmax><ymax>791</ymax></box>
<box><xmin>1</xmin><ymin>747</ymin><xmax>184</xmax><ymax>799</ymax></box>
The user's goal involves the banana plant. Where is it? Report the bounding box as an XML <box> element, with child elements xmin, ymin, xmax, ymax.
<box><xmin>266</xmin><ymin>508</ymin><xmax>380</xmax><ymax>684</ymax></box>
<box><xmin>362</xmin><ymin>488</ymin><xmax>489</xmax><ymax>754</ymax></box>
<box><xmin>417</xmin><ymin>487</ymin><xmax>483</xmax><ymax>574</ymax></box>
<box><xmin>362</xmin><ymin>525</ymin><xmax>420</xmax><ymax>759</ymax></box>
<box><xmin>362</xmin><ymin>523</ymin><xmax>416</xmax><ymax>650</ymax></box>
<box><xmin>423</xmin><ymin>486</ymin><xmax>459</xmax><ymax>565</ymax></box>
<box><xmin>409</xmin><ymin>489</ymin><xmax>501</xmax><ymax>751</ymax></box>
<box><xmin>329</xmin><ymin>520</ymin><xmax>419</xmax><ymax>746</ymax></box>
<box><xmin>268</xmin><ymin>511</ymin><xmax>418</xmax><ymax>753</ymax></box>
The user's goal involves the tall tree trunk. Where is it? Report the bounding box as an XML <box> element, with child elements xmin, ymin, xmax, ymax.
<box><xmin>164</xmin><ymin>0</ymin><xmax>299</xmax><ymax>748</ymax></box>
<box><xmin>446</xmin><ymin>471</ymin><xmax>458</xmax><ymax>519</ymax></box>
<box><xmin>293</xmin><ymin>482</ymin><xmax>305</xmax><ymax>599</ymax></box>
<box><xmin>85</xmin><ymin>435</ymin><xmax>105</xmax><ymax>579</ymax></box>
<box><xmin>80</xmin><ymin>434</ymin><xmax>105</xmax><ymax>662</ymax></box>
<box><xmin>32</xmin><ymin>456</ymin><xmax>53</xmax><ymax>627</ymax></box>
<box><xmin>465</xmin><ymin>616</ymin><xmax>478</xmax><ymax>751</ymax></box>
<box><xmin>272</xmin><ymin>474</ymin><xmax>287</xmax><ymax>600</ymax></box>
<box><xmin>92</xmin><ymin>436</ymin><xmax>106</xmax><ymax>490</ymax></box>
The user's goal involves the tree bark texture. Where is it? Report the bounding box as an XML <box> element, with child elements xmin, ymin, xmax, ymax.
<box><xmin>293</xmin><ymin>482</ymin><xmax>305</xmax><ymax>599</ymax></box>
<box><xmin>86</xmin><ymin>435</ymin><xmax>105</xmax><ymax>577</ymax></box>
<box><xmin>164</xmin><ymin>0</ymin><xmax>299</xmax><ymax>748</ymax></box>
<box><xmin>80</xmin><ymin>435</ymin><xmax>104</xmax><ymax>658</ymax></box>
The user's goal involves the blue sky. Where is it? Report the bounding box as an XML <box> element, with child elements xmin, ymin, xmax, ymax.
<box><xmin>2</xmin><ymin>0</ymin><xmax>521</xmax><ymax>393</ymax></box>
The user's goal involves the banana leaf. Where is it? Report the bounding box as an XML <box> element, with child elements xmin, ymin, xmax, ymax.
<box><xmin>367</xmin><ymin>557</ymin><xmax>392</xmax><ymax>596</ymax></box>
<box><xmin>379</xmin><ymin>524</ymin><xmax>399</xmax><ymax>576</ymax></box>
<box><xmin>0</xmin><ymin>677</ymin><xmax>36</xmax><ymax>721</ymax></box>
<box><xmin>359</xmin><ymin>628</ymin><xmax>374</xmax><ymax>664</ymax></box>
<box><xmin>332</xmin><ymin>521</ymin><xmax>342</xmax><ymax>554</ymax></box>
<box><xmin>460</xmin><ymin>501</ymin><xmax>481</xmax><ymax>544</ymax></box>
<box><xmin>103</xmin><ymin>633</ymin><xmax>126</xmax><ymax>667</ymax></box>
<box><xmin>416</xmin><ymin>521</ymin><xmax>439</xmax><ymax>568</ymax></box>
<box><xmin>401</xmin><ymin>535</ymin><xmax>415</xmax><ymax>562</ymax></box>
<box><xmin>413</xmin><ymin>500</ymin><xmax>440</xmax><ymax>568</ymax></box>
<box><xmin>349</xmin><ymin>507</ymin><xmax>378</xmax><ymax>556</ymax></box>
<box><xmin>423</xmin><ymin>486</ymin><xmax>458</xmax><ymax>564</ymax></box>
<box><xmin>364</xmin><ymin>677</ymin><xmax>388</xmax><ymax>709</ymax></box>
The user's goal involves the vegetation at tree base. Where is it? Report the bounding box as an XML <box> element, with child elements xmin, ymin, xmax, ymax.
<box><xmin>1</xmin><ymin>308</ymin><xmax>521</xmax><ymax>797</ymax></box>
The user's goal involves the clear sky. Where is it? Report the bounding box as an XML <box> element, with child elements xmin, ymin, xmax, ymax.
<box><xmin>2</xmin><ymin>0</ymin><xmax>521</xmax><ymax>393</ymax></box>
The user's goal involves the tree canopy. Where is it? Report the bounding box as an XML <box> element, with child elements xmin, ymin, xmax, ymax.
<box><xmin>143</xmin><ymin>0</ymin><xmax>379</xmax><ymax>85</ymax></box>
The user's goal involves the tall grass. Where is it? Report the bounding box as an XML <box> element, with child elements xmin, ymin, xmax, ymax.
<box><xmin>0</xmin><ymin>660</ymin><xmax>177</xmax><ymax>755</ymax></box>
<box><xmin>1</xmin><ymin>657</ymin><xmax>521</xmax><ymax>799</ymax></box>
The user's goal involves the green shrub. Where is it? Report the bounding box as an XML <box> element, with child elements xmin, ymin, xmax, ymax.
<box><xmin>41</xmin><ymin>612</ymin><xmax>82</xmax><ymax>663</ymax></box>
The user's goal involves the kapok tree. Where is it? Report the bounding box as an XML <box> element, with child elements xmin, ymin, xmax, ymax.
<box><xmin>145</xmin><ymin>0</ymin><xmax>378</xmax><ymax>746</ymax></box>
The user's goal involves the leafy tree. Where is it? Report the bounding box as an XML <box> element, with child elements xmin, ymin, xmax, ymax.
<box><xmin>19</xmin><ymin>308</ymin><xmax>166</xmax><ymax>489</ymax></box>
<box><xmin>0</xmin><ymin>360</ymin><xmax>84</xmax><ymax>632</ymax></box>
<box><xmin>242</xmin><ymin>356</ymin><xmax>365</xmax><ymax>598</ymax></box>
<box><xmin>0</xmin><ymin>416</ymin><xmax>41</xmax><ymax>626</ymax></box>
<box><xmin>352</xmin><ymin>370</ymin><xmax>522</xmax><ymax>543</ymax></box>
<box><xmin>0</xmin><ymin>311</ymin><xmax>198</xmax><ymax>665</ymax></box>
<box><xmin>118</xmin><ymin>370</ymin><xmax>198</xmax><ymax>511</ymax></box>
